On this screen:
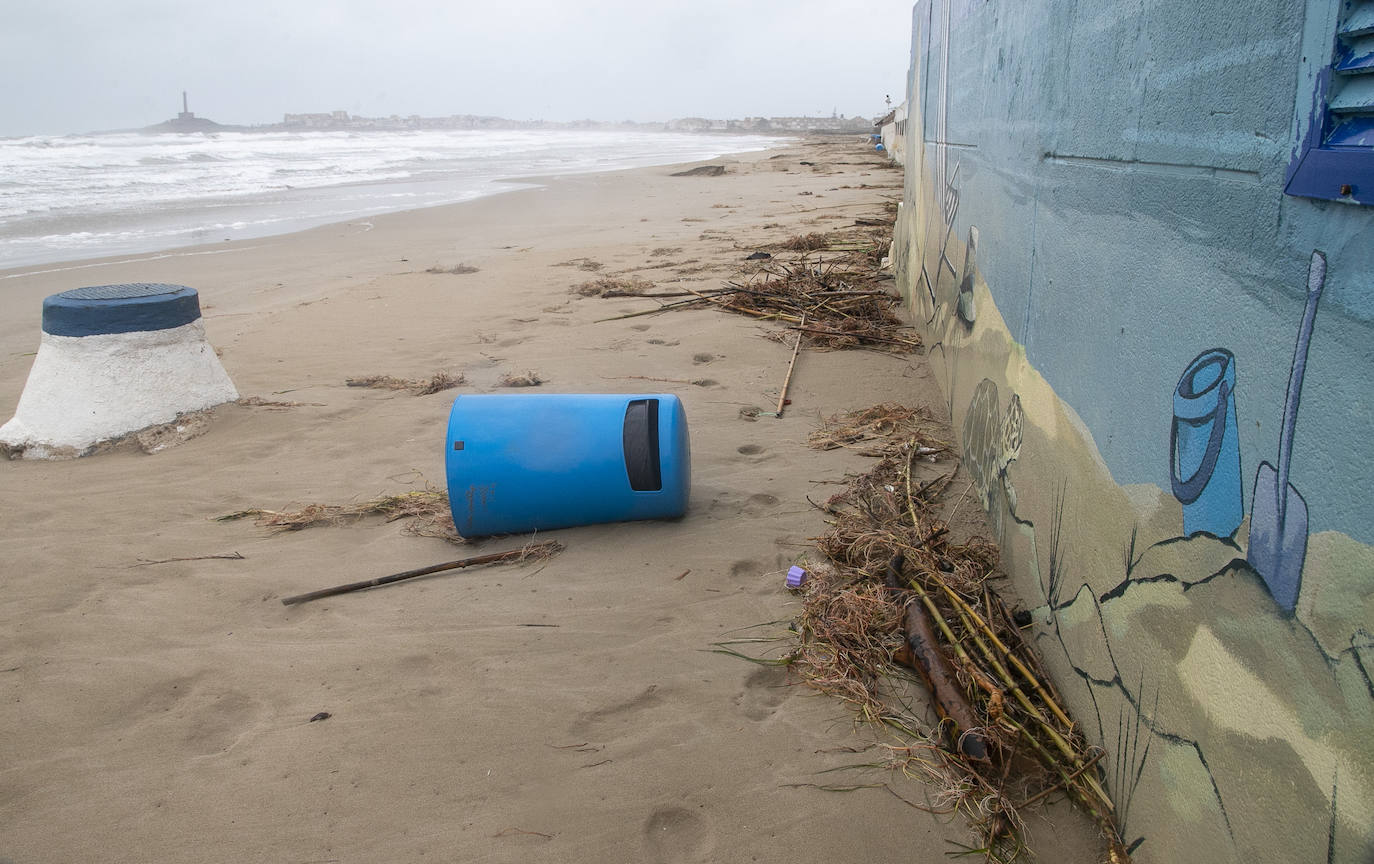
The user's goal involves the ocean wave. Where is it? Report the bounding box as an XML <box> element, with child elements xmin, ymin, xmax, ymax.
<box><xmin>1</xmin><ymin>129</ymin><xmax>786</xmax><ymax>269</ymax></box>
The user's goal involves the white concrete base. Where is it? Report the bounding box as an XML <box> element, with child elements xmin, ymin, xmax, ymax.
<box><xmin>0</xmin><ymin>320</ymin><xmax>238</xmax><ymax>459</ymax></box>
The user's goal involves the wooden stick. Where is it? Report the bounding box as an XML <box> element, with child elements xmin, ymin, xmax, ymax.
<box><xmin>897</xmin><ymin>596</ymin><xmax>990</xmax><ymax>761</ymax></box>
<box><xmin>775</xmin><ymin>312</ymin><xmax>806</xmax><ymax>417</ymax></box>
<box><xmin>593</xmin><ymin>297</ymin><xmax>708</xmax><ymax>323</ymax></box>
<box><xmin>281</xmin><ymin>542</ymin><xmax>563</xmax><ymax>606</ymax></box>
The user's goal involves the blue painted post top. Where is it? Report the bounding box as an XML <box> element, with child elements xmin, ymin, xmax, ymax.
<box><xmin>41</xmin><ymin>284</ymin><xmax>203</xmax><ymax>337</ymax></box>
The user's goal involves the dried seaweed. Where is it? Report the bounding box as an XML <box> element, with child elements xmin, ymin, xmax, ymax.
<box><xmin>217</xmin><ymin>489</ymin><xmax>460</xmax><ymax>543</ymax></box>
<box><xmin>498</xmin><ymin>370</ymin><xmax>544</xmax><ymax>388</ymax></box>
<box><xmin>425</xmin><ymin>264</ymin><xmax>479</xmax><ymax>274</ymax></box>
<box><xmin>346</xmin><ymin>372</ymin><xmax>462</xmax><ymax>395</ymax></box>
<box><xmin>809</xmin><ymin>403</ymin><xmax>947</xmax><ymax>457</ymax></box>
<box><xmin>573</xmin><ymin>276</ymin><xmax>655</xmax><ymax>297</ymax></box>
<box><xmin>780</xmin><ymin>232</ymin><xmax>830</xmax><ymax>252</ymax></box>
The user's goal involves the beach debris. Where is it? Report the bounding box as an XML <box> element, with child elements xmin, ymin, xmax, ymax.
<box><xmin>237</xmin><ymin>395</ymin><xmax>325</xmax><ymax>409</ymax></box>
<box><xmin>574</xmin><ymin>276</ymin><xmax>655</xmax><ymax>297</ymax></box>
<box><xmin>745</xmin><ymin>251</ymin><xmax>772</xmax><ymax>261</ymax></box>
<box><xmin>728</xmin><ymin>402</ymin><xmax>1123</xmax><ymax>860</ymax></box>
<box><xmin>893</xmin><ymin>563</ymin><xmax>990</xmax><ymax>762</ymax></box>
<box><xmin>217</xmin><ymin>489</ymin><xmax>460</xmax><ymax>543</ymax></box>
<box><xmin>425</xmin><ymin>263</ymin><xmax>480</xmax><ymax>275</ymax></box>
<box><xmin>135</xmin><ymin>410</ymin><xmax>212</xmax><ymax>454</ymax></box>
<box><xmin>585</xmin><ymin>213</ymin><xmax>917</xmax><ymax>352</ymax></box>
<box><xmin>493</xmin><ymin>828</ymin><xmax>556</xmax><ymax>841</ymax></box>
<box><xmin>781</xmin><ymin>233</ymin><xmax>829</xmax><ymax>252</ymax></box>
<box><xmin>554</xmin><ymin>257</ymin><xmax>604</xmax><ymax>272</ymax></box>
<box><xmin>280</xmin><ymin>541</ymin><xmax>564</xmax><ymax>605</ymax></box>
<box><xmin>309</xmin><ymin>712</ymin><xmax>331</xmax><ymax>722</ymax></box>
<box><xmin>600</xmin><ymin>374</ymin><xmax>715</xmax><ymax>387</ymax></box>
<box><xmin>671</xmin><ymin>165</ymin><xmax>725</xmax><ymax>177</ymax></box>
<box><xmin>786</xmin><ymin>565</ymin><xmax>807</xmax><ymax>589</ymax></box>
<box><xmin>808</xmin><ymin>403</ymin><xmax>946</xmax><ymax>457</ymax></box>
<box><xmin>498</xmin><ymin>370</ymin><xmax>544</xmax><ymax>388</ymax></box>
<box><xmin>346</xmin><ymin>371</ymin><xmax>463</xmax><ymax>396</ymax></box>
<box><xmin>764</xmin><ymin>312</ymin><xmax>806</xmax><ymax>418</ymax></box>
<box><xmin>132</xmin><ymin>552</ymin><xmax>245</xmax><ymax>567</ymax></box>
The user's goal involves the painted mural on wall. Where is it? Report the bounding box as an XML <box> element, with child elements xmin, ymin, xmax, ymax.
<box><xmin>1165</xmin><ymin>251</ymin><xmax>1328</xmax><ymax>614</ymax></box>
<box><xmin>1246</xmin><ymin>251</ymin><xmax>1327</xmax><ymax>613</ymax></box>
<box><xmin>896</xmin><ymin>3</ymin><xmax>1373</xmax><ymax>861</ymax></box>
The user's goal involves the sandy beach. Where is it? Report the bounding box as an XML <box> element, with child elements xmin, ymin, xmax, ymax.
<box><xmin>0</xmin><ymin>138</ymin><xmax>1101</xmax><ymax>863</ymax></box>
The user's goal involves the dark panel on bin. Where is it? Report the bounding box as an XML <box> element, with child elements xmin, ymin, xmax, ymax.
<box><xmin>622</xmin><ymin>399</ymin><xmax>662</xmax><ymax>491</ymax></box>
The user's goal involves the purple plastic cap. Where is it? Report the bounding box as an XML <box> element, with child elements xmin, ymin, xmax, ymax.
<box><xmin>786</xmin><ymin>565</ymin><xmax>806</xmax><ymax>588</ymax></box>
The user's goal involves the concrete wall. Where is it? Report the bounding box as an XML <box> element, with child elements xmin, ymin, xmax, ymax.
<box><xmin>891</xmin><ymin>1</ymin><xmax>1374</xmax><ymax>861</ymax></box>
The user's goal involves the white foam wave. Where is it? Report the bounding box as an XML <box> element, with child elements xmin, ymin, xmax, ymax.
<box><xmin>0</xmin><ymin>128</ymin><xmax>786</xmax><ymax>270</ymax></box>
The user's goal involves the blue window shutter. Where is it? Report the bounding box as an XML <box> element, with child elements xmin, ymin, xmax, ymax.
<box><xmin>1286</xmin><ymin>0</ymin><xmax>1374</xmax><ymax>204</ymax></box>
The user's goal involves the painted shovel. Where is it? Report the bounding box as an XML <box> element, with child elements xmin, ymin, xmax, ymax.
<box><xmin>1247</xmin><ymin>250</ymin><xmax>1325</xmax><ymax>613</ymax></box>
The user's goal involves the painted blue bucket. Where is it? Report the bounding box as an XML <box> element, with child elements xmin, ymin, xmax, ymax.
<box><xmin>445</xmin><ymin>393</ymin><xmax>691</xmax><ymax>537</ymax></box>
<box><xmin>1170</xmin><ymin>349</ymin><xmax>1242</xmax><ymax>538</ymax></box>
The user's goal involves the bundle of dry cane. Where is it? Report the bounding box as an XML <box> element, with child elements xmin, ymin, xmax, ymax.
<box><xmin>788</xmin><ymin>405</ymin><xmax>1129</xmax><ymax>863</ymax></box>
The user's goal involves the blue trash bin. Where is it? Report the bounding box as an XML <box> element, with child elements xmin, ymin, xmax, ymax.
<box><xmin>445</xmin><ymin>393</ymin><xmax>691</xmax><ymax>537</ymax></box>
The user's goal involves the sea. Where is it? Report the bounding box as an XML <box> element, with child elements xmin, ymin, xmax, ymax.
<box><xmin>0</xmin><ymin>128</ymin><xmax>785</xmax><ymax>272</ymax></box>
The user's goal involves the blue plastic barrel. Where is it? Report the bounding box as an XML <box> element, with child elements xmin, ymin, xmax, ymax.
<box><xmin>1170</xmin><ymin>349</ymin><xmax>1242</xmax><ymax>538</ymax></box>
<box><xmin>445</xmin><ymin>393</ymin><xmax>691</xmax><ymax>537</ymax></box>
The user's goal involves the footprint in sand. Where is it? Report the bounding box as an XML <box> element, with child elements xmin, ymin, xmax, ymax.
<box><xmin>643</xmin><ymin>806</ymin><xmax>711</xmax><ymax>863</ymax></box>
<box><xmin>735</xmin><ymin>444</ymin><xmax>771</xmax><ymax>461</ymax></box>
<box><xmin>161</xmin><ymin>682</ymin><xmax>266</xmax><ymax>756</ymax></box>
<box><xmin>692</xmin><ymin>353</ymin><xmax>714</xmax><ymax>365</ymax></box>
<box><xmin>707</xmin><ymin>493</ymin><xmax>779</xmax><ymax>519</ymax></box>
<box><xmin>730</xmin><ymin>559</ymin><xmax>761</xmax><ymax>578</ymax></box>
<box><xmin>746</xmin><ymin>492</ymin><xmax>779</xmax><ymax>511</ymax></box>
<box><xmin>631</xmin><ymin>323</ymin><xmax>652</xmax><ymax>332</ymax></box>
<box><xmin>734</xmin><ymin>666</ymin><xmax>791</xmax><ymax>721</ymax></box>
<box><xmin>574</xmin><ymin>684</ymin><xmax>664</xmax><ymax>736</ymax></box>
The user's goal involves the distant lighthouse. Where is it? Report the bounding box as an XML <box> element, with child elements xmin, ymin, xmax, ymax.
<box><xmin>141</xmin><ymin>90</ymin><xmax>228</xmax><ymax>132</ymax></box>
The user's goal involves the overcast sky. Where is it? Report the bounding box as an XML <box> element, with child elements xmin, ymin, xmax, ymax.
<box><xmin>1</xmin><ymin>0</ymin><xmax>915</xmax><ymax>137</ymax></box>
